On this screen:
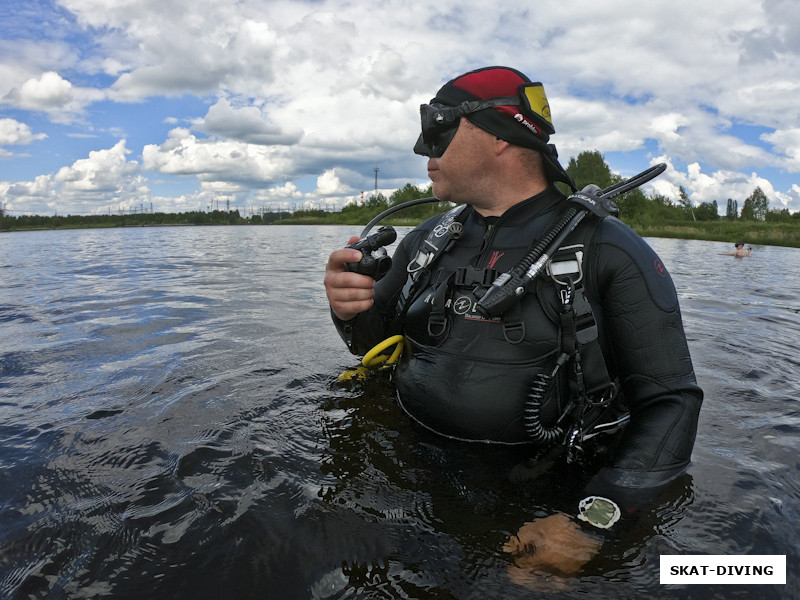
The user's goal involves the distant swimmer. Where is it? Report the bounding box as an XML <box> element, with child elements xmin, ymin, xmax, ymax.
<box><xmin>719</xmin><ymin>241</ymin><xmax>752</xmax><ymax>257</ymax></box>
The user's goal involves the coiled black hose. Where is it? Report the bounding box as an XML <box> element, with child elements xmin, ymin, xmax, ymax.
<box><xmin>523</xmin><ymin>372</ymin><xmax>564</xmax><ymax>444</ymax></box>
<box><xmin>523</xmin><ymin>352</ymin><xmax>570</xmax><ymax>444</ymax></box>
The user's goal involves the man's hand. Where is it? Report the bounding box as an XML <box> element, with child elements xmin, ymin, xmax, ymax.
<box><xmin>324</xmin><ymin>236</ymin><xmax>377</xmax><ymax>321</ymax></box>
<box><xmin>503</xmin><ymin>513</ymin><xmax>602</xmax><ymax>586</ymax></box>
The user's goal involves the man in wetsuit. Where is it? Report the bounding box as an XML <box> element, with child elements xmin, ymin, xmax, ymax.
<box><xmin>324</xmin><ymin>66</ymin><xmax>703</xmax><ymax>576</ymax></box>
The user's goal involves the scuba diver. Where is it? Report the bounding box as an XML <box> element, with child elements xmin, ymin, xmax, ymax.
<box><xmin>324</xmin><ymin>66</ymin><xmax>703</xmax><ymax>578</ymax></box>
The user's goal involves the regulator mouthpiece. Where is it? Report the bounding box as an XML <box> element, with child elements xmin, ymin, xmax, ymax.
<box><xmin>346</xmin><ymin>226</ymin><xmax>397</xmax><ymax>281</ymax></box>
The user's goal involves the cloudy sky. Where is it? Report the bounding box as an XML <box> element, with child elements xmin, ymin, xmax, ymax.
<box><xmin>1</xmin><ymin>0</ymin><xmax>798</xmax><ymax>217</ymax></box>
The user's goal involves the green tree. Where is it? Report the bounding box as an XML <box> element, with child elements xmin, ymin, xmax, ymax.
<box><xmin>741</xmin><ymin>187</ymin><xmax>768</xmax><ymax>221</ymax></box>
<box><xmin>725</xmin><ymin>198</ymin><xmax>738</xmax><ymax>220</ymax></box>
<box><xmin>678</xmin><ymin>186</ymin><xmax>692</xmax><ymax>211</ymax></box>
<box><xmin>752</xmin><ymin>187</ymin><xmax>768</xmax><ymax>221</ymax></box>
<box><xmin>694</xmin><ymin>201</ymin><xmax>719</xmax><ymax>221</ymax></box>
<box><xmin>766</xmin><ymin>207</ymin><xmax>792</xmax><ymax>222</ymax></box>
<box><xmin>565</xmin><ymin>150</ymin><xmax>687</xmax><ymax>223</ymax></box>
<box><xmin>651</xmin><ymin>193</ymin><xmax>673</xmax><ymax>207</ymax></box>
<box><xmin>566</xmin><ymin>150</ymin><xmax>614</xmax><ymax>190</ymax></box>
<box><xmin>365</xmin><ymin>193</ymin><xmax>389</xmax><ymax>210</ymax></box>
<box><xmin>613</xmin><ymin>186</ymin><xmax>649</xmax><ymax>220</ymax></box>
<box><xmin>387</xmin><ymin>182</ymin><xmax>447</xmax><ymax>220</ymax></box>
<box><xmin>389</xmin><ymin>183</ymin><xmax>432</xmax><ymax>206</ymax></box>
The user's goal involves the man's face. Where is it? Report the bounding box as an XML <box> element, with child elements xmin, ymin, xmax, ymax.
<box><xmin>426</xmin><ymin>118</ymin><xmax>495</xmax><ymax>205</ymax></box>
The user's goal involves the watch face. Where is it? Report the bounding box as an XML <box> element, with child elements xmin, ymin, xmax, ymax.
<box><xmin>577</xmin><ymin>496</ymin><xmax>621</xmax><ymax>529</ymax></box>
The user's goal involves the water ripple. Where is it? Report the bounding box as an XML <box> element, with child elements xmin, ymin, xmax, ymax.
<box><xmin>0</xmin><ymin>230</ymin><xmax>798</xmax><ymax>598</ymax></box>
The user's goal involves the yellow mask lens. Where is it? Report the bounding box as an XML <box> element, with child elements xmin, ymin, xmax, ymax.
<box><xmin>520</xmin><ymin>83</ymin><xmax>554</xmax><ymax>134</ymax></box>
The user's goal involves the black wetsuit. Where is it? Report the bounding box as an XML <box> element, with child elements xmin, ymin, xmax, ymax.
<box><xmin>334</xmin><ymin>185</ymin><xmax>703</xmax><ymax>505</ymax></box>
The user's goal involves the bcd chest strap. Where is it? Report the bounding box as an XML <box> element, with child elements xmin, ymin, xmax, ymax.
<box><xmin>395</xmin><ymin>205</ymin><xmax>469</xmax><ymax>322</ymax></box>
<box><xmin>417</xmin><ymin>264</ymin><xmax>528</xmax><ymax>344</ymax></box>
<box><xmin>406</xmin><ymin>205</ymin><xmax>468</xmax><ymax>273</ymax></box>
<box><xmin>452</xmin><ymin>265</ymin><xmax>524</xmax><ymax>343</ymax></box>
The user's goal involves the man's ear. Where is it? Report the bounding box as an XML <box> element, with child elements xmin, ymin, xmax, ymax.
<box><xmin>494</xmin><ymin>137</ymin><xmax>511</xmax><ymax>156</ymax></box>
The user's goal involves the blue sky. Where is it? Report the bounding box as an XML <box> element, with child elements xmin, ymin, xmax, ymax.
<box><xmin>1</xmin><ymin>0</ymin><xmax>799</xmax><ymax>216</ymax></box>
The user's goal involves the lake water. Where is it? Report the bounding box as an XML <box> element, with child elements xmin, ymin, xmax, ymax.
<box><xmin>1</xmin><ymin>225</ymin><xmax>798</xmax><ymax>599</ymax></box>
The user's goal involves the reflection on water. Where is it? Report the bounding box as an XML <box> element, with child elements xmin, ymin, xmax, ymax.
<box><xmin>0</xmin><ymin>227</ymin><xmax>798</xmax><ymax>598</ymax></box>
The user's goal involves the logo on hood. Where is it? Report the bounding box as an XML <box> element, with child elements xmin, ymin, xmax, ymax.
<box><xmin>514</xmin><ymin>113</ymin><xmax>542</xmax><ymax>137</ymax></box>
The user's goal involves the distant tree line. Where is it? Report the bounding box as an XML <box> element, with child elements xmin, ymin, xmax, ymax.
<box><xmin>278</xmin><ymin>182</ymin><xmax>448</xmax><ymax>226</ymax></box>
<box><xmin>279</xmin><ymin>151</ymin><xmax>794</xmax><ymax>228</ymax></box>
<box><xmin>2</xmin><ymin>150</ymin><xmax>797</xmax><ymax>234</ymax></box>
<box><xmin>565</xmin><ymin>150</ymin><xmax>797</xmax><ymax>225</ymax></box>
<box><xmin>0</xmin><ymin>209</ymin><xmax>297</xmax><ymax>231</ymax></box>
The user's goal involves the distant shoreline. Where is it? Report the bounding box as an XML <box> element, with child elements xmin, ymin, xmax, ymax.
<box><xmin>0</xmin><ymin>211</ymin><xmax>800</xmax><ymax>248</ymax></box>
<box><xmin>631</xmin><ymin>222</ymin><xmax>800</xmax><ymax>249</ymax></box>
<box><xmin>3</xmin><ymin>218</ymin><xmax>800</xmax><ymax>249</ymax></box>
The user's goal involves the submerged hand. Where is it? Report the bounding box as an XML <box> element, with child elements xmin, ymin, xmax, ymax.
<box><xmin>503</xmin><ymin>513</ymin><xmax>602</xmax><ymax>586</ymax></box>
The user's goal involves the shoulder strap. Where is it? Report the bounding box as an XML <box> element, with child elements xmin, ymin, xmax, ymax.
<box><xmin>406</xmin><ymin>205</ymin><xmax>468</xmax><ymax>273</ymax></box>
<box><xmin>394</xmin><ymin>205</ymin><xmax>470</xmax><ymax>319</ymax></box>
<box><xmin>386</xmin><ymin>206</ymin><xmax>470</xmax><ymax>332</ymax></box>
<box><xmin>548</xmin><ymin>217</ymin><xmax>617</xmax><ymax>395</ymax></box>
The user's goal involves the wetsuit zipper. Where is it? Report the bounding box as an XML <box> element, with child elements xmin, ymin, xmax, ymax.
<box><xmin>476</xmin><ymin>219</ymin><xmax>500</xmax><ymax>267</ymax></box>
<box><xmin>475</xmin><ymin>190</ymin><xmax>564</xmax><ymax>268</ymax></box>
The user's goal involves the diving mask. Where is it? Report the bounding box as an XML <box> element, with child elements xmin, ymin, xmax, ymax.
<box><xmin>413</xmin><ymin>83</ymin><xmax>555</xmax><ymax>158</ymax></box>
